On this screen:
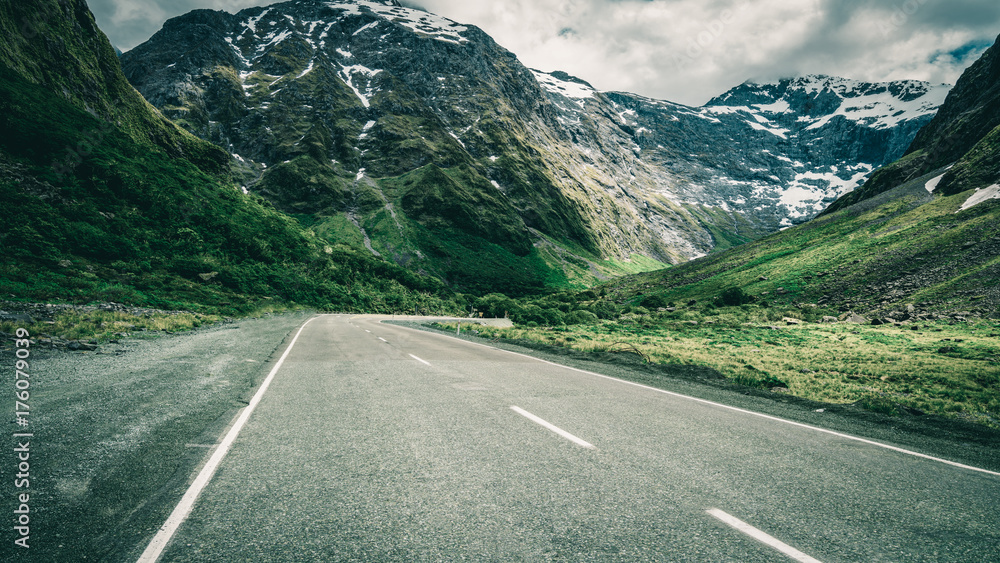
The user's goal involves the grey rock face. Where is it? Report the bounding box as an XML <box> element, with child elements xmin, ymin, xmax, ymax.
<box><xmin>598</xmin><ymin>75</ymin><xmax>948</xmax><ymax>229</ymax></box>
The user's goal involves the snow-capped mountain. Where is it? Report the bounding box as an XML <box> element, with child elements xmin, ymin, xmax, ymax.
<box><xmin>120</xmin><ymin>0</ymin><xmax>949</xmax><ymax>289</ymax></box>
<box><xmin>543</xmin><ymin>74</ymin><xmax>949</xmax><ymax>228</ymax></box>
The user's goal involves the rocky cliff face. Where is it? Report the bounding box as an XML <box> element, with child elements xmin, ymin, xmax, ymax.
<box><xmin>824</xmin><ymin>33</ymin><xmax>1000</xmax><ymax>213</ymax></box>
<box><xmin>120</xmin><ymin>0</ymin><xmax>948</xmax><ymax>288</ymax></box>
<box><xmin>596</xmin><ymin>75</ymin><xmax>947</xmax><ymax>228</ymax></box>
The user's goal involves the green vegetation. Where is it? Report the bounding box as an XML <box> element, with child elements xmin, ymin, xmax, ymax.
<box><xmin>0</xmin><ymin>62</ymin><xmax>461</xmax><ymax>316</ymax></box>
<box><xmin>446</xmin><ymin>310</ymin><xmax>1000</xmax><ymax>427</ymax></box>
<box><xmin>1</xmin><ymin>309</ymin><xmax>219</xmax><ymax>343</ymax></box>
<box><xmin>595</xmin><ymin>173</ymin><xmax>1000</xmax><ymax>315</ymax></box>
<box><xmin>434</xmin><ymin>167</ymin><xmax>1000</xmax><ymax>427</ymax></box>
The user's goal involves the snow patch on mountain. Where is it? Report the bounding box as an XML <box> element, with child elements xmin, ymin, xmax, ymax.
<box><xmin>804</xmin><ymin>88</ymin><xmax>946</xmax><ymax>130</ymax></box>
<box><xmin>244</xmin><ymin>8</ymin><xmax>271</xmax><ymax>33</ymax></box>
<box><xmin>296</xmin><ymin>59</ymin><xmax>315</xmax><ymax>79</ymax></box>
<box><xmin>339</xmin><ymin>64</ymin><xmax>382</xmax><ymax>107</ymax></box>
<box><xmin>532</xmin><ymin>70</ymin><xmax>595</xmax><ymax>102</ymax></box>
<box><xmin>958</xmin><ymin>185</ymin><xmax>1000</xmax><ymax>212</ymax></box>
<box><xmin>328</xmin><ymin>1</ymin><xmax>469</xmax><ymax>43</ymax></box>
<box><xmin>925</xmin><ymin>172</ymin><xmax>947</xmax><ymax>193</ymax></box>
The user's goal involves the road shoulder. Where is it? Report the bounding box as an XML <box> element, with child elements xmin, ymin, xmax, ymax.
<box><xmin>2</xmin><ymin>311</ymin><xmax>313</xmax><ymax>562</ymax></box>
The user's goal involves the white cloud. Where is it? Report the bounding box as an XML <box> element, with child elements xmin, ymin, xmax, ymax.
<box><xmin>412</xmin><ymin>0</ymin><xmax>999</xmax><ymax>105</ymax></box>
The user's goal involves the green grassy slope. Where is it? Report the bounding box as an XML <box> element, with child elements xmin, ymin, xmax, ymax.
<box><xmin>450</xmin><ymin>172</ymin><xmax>1000</xmax><ymax>426</ymax></box>
<box><xmin>0</xmin><ymin>63</ymin><xmax>455</xmax><ymax>313</ymax></box>
<box><xmin>0</xmin><ymin>0</ymin><xmax>229</xmax><ymax>174</ymax></box>
<box><xmin>600</xmin><ymin>171</ymin><xmax>1000</xmax><ymax>317</ymax></box>
<box><xmin>0</xmin><ymin>0</ymin><xmax>462</xmax><ymax>314</ymax></box>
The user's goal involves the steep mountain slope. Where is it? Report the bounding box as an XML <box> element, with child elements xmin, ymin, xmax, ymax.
<box><xmin>607</xmin><ymin>172</ymin><xmax>999</xmax><ymax>318</ymax></box>
<box><xmin>0</xmin><ymin>0</ymin><xmax>229</xmax><ymax>174</ymax></box>
<box><xmin>0</xmin><ymin>0</ymin><xmax>455</xmax><ymax>313</ymax></box>
<box><xmin>120</xmin><ymin>0</ymin><xmax>676</xmax><ymax>293</ymax></box>
<box><xmin>825</xmin><ymin>32</ymin><xmax>1000</xmax><ymax>213</ymax></box>
<box><xmin>120</xmin><ymin>0</ymin><xmax>944</xmax><ymax>290</ymax></box>
<box><xmin>597</xmin><ymin>34</ymin><xmax>1000</xmax><ymax>319</ymax></box>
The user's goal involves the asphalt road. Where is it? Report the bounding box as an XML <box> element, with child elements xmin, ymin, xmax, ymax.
<box><xmin>2</xmin><ymin>312</ymin><xmax>313</xmax><ymax>562</ymax></box>
<box><xmin>132</xmin><ymin>314</ymin><xmax>999</xmax><ymax>562</ymax></box>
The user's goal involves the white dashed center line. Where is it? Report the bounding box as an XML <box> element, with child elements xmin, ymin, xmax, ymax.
<box><xmin>510</xmin><ymin>406</ymin><xmax>595</xmax><ymax>449</ymax></box>
<box><xmin>409</xmin><ymin>354</ymin><xmax>431</xmax><ymax>366</ymax></box>
<box><xmin>707</xmin><ymin>509</ymin><xmax>822</xmax><ymax>563</ymax></box>
<box><xmin>137</xmin><ymin>316</ymin><xmax>320</xmax><ymax>563</ymax></box>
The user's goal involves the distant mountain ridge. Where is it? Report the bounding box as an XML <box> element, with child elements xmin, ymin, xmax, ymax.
<box><xmin>597</xmin><ymin>74</ymin><xmax>948</xmax><ymax>227</ymax></box>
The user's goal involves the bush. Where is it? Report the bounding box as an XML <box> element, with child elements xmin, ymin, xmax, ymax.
<box><xmin>513</xmin><ymin>304</ymin><xmax>564</xmax><ymax>326</ymax></box>
<box><xmin>587</xmin><ymin>300</ymin><xmax>620</xmax><ymax>319</ymax></box>
<box><xmin>565</xmin><ymin>310</ymin><xmax>599</xmax><ymax>325</ymax></box>
<box><xmin>715</xmin><ymin>286</ymin><xmax>756</xmax><ymax>307</ymax></box>
<box><xmin>474</xmin><ymin>292</ymin><xmax>517</xmax><ymax>318</ymax></box>
<box><xmin>639</xmin><ymin>294</ymin><xmax>668</xmax><ymax>309</ymax></box>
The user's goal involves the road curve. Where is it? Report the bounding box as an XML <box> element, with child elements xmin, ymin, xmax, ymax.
<box><xmin>142</xmin><ymin>314</ymin><xmax>1000</xmax><ymax>562</ymax></box>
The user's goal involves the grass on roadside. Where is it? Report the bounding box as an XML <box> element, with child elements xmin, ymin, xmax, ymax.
<box><xmin>437</xmin><ymin>311</ymin><xmax>1000</xmax><ymax>427</ymax></box>
<box><xmin>0</xmin><ymin>303</ymin><xmax>309</xmax><ymax>343</ymax></box>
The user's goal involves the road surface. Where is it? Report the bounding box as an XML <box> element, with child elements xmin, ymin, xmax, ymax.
<box><xmin>138</xmin><ymin>314</ymin><xmax>1000</xmax><ymax>562</ymax></box>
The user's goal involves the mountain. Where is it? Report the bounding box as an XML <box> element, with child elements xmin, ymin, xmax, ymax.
<box><xmin>594</xmin><ymin>34</ymin><xmax>1000</xmax><ymax>318</ymax></box>
<box><xmin>120</xmin><ymin>0</ymin><xmax>946</xmax><ymax>291</ymax></box>
<box><xmin>0</xmin><ymin>0</ymin><xmax>457</xmax><ymax>314</ymax></box>
<box><xmin>824</xmin><ymin>33</ymin><xmax>1000</xmax><ymax>213</ymax></box>
<box><xmin>0</xmin><ymin>0</ymin><xmax>230</xmax><ymax>174</ymax></box>
<box><xmin>119</xmin><ymin>0</ymin><xmax>684</xmax><ymax>294</ymax></box>
<box><xmin>604</xmin><ymin>75</ymin><xmax>948</xmax><ymax>228</ymax></box>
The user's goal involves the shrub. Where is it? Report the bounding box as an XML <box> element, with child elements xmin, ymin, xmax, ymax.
<box><xmin>587</xmin><ymin>300</ymin><xmax>620</xmax><ymax>319</ymax></box>
<box><xmin>715</xmin><ymin>286</ymin><xmax>756</xmax><ymax>307</ymax></box>
<box><xmin>513</xmin><ymin>304</ymin><xmax>564</xmax><ymax>326</ymax></box>
<box><xmin>639</xmin><ymin>294</ymin><xmax>668</xmax><ymax>309</ymax></box>
<box><xmin>565</xmin><ymin>310</ymin><xmax>599</xmax><ymax>325</ymax></box>
<box><xmin>474</xmin><ymin>292</ymin><xmax>517</xmax><ymax>318</ymax></box>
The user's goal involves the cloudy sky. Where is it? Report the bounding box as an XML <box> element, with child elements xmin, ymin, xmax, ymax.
<box><xmin>90</xmin><ymin>0</ymin><xmax>1000</xmax><ymax>106</ymax></box>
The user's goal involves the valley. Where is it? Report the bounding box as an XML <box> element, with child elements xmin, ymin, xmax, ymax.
<box><xmin>2</xmin><ymin>0</ymin><xmax>1000</xmax><ymax>560</ymax></box>
<box><xmin>119</xmin><ymin>0</ymin><xmax>950</xmax><ymax>289</ymax></box>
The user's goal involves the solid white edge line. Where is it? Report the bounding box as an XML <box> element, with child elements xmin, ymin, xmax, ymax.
<box><xmin>136</xmin><ymin>315</ymin><xmax>322</xmax><ymax>563</ymax></box>
<box><xmin>409</xmin><ymin>354</ymin><xmax>431</xmax><ymax>366</ymax></box>
<box><xmin>708</xmin><ymin>509</ymin><xmax>822</xmax><ymax>563</ymax></box>
<box><xmin>378</xmin><ymin>319</ymin><xmax>1000</xmax><ymax>478</ymax></box>
<box><xmin>510</xmin><ymin>406</ymin><xmax>596</xmax><ymax>449</ymax></box>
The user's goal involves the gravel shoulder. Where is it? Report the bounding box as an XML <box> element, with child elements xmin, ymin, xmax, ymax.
<box><xmin>2</xmin><ymin>311</ymin><xmax>313</xmax><ymax>562</ymax></box>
